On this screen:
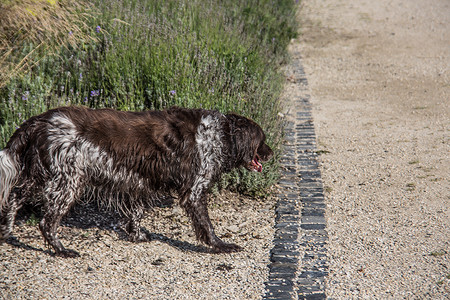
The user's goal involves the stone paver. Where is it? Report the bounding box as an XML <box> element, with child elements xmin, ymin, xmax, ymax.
<box><xmin>263</xmin><ymin>53</ymin><xmax>328</xmax><ymax>299</ymax></box>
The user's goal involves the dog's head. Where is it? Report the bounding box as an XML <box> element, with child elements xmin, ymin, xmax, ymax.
<box><xmin>226</xmin><ymin>114</ymin><xmax>274</xmax><ymax>172</ymax></box>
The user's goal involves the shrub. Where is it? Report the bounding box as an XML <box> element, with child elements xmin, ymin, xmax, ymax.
<box><xmin>0</xmin><ymin>0</ymin><xmax>298</xmax><ymax>195</ymax></box>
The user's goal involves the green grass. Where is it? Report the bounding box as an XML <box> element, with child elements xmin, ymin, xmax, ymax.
<box><xmin>0</xmin><ymin>0</ymin><xmax>298</xmax><ymax>195</ymax></box>
<box><xmin>25</xmin><ymin>213</ymin><xmax>40</xmax><ymax>226</ymax></box>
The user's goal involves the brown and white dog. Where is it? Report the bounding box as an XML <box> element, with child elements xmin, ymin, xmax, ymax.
<box><xmin>0</xmin><ymin>106</ymin><xmax>273</xmax><ymax>257</ymax></box>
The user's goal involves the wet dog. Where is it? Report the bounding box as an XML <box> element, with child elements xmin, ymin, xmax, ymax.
<box><xmin>0</xmin><ymin>106</ymin><xmax>273</xmax><ymax>257</ymax></box>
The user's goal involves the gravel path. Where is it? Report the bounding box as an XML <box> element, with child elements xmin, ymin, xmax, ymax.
<box><xmin>0</xmin><ymin>192</ymin><xmax>275</xmax><ymax>299</ymax></box>
<box><xmin>295</xmin><ymin>0</ymin><xmax>449</xmax><ymax>298</ymax></box>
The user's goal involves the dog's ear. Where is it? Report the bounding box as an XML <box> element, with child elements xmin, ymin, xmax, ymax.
<box><xmin>226</xmin><ymin>113</ymin><xmax>266</xmax><ymax>165</ymax></box>
<box><xmin>257</xmin><ymin>142</ymin><xmax>273</xmax><ymax>162</ymax></box>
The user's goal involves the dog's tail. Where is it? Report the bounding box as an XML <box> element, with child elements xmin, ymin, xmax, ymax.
<box><xmin>0</xmin><ymin>149</ymin><xmax>20</xmax><ymax>210</ymax></box>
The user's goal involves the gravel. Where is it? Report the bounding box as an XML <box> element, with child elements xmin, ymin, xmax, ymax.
<box><xmin>0</xmin><ymin>191</ymin><xmax>276</xmax><ymax>299</ymax></box>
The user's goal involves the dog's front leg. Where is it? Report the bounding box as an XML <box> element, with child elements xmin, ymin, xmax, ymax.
<box><xmin>180</xmin><ymin>189</ymin><xmax>242</xmax><ymax>253</ymax></box>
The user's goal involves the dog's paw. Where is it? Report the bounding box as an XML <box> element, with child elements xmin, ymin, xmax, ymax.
<box><xmin>211</xmin><ymin>242</ymin><xmax>243</xmax><ymax>253</ymax></box>
<box><xmin>55</xmin><ymin>248</ymin><xmax>80</xmax><ymax>258</ymax></box>
<box><xmin>128</xmin><ymin>231</ymin><xmax>150</xmax><ymax>243</ymax></box>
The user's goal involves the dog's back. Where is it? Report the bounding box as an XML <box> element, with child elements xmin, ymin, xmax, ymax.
<box><xmin>2</xmin><ymin>106</ymin><xmax>218</xmax><ymax>194</ymax></box>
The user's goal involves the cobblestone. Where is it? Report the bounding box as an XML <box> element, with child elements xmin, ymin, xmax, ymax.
<box><xmin>263</xmin><ymin>52</ymin><xmax>328</xmax><ymax>299</ymax></box>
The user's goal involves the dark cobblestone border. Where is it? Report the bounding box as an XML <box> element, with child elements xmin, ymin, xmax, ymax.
<box><xmin>296</xmin><ymin>94</ymin><xmax>328</xmax><ymax>300</ymax></box>
<box><xmin>263</xmin><ymin>56</ymin><xmax>328</xmax><ymax>299</ymax></box>
<box><xmin>263</xmin><ymin>116</ymin><xmax>301</xmax><ymax>299</ymax></box>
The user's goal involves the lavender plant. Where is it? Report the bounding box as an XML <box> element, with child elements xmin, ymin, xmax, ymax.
<box><xmin>0</xmin><ymin>0</ymin><xmax>298</xmax><ymax>195</ymax></box>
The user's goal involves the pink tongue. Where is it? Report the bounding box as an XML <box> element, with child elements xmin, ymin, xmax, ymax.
<box><xmin>254</xmin><ymin>159</ymin><xmax>262</xmax><ymax>172</ymax></box>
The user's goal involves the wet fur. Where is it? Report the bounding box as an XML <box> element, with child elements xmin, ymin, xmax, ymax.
<box><xmin>0</xmin><ymin>106</ymin><xmax>273</xmax><ymax>257</ymax></box>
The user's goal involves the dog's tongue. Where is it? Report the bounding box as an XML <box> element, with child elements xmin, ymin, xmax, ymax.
<box><xmin>252</xmin><ymin>158</ymin><xmax>263</xmax><ymax>172</ymax></box>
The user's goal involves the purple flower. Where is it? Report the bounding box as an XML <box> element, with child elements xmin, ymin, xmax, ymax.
<box><xmin>272</xmin><ymin>37</ymin><xmax>276</xmax><ymax>43</ymax></box>
<box><xmin>96</xmin><ymin>25</ymin><xmax>101</xmax><ymax>33</ymax></box>
<box><xmin>84</xmin><ymin>97</ymin><xmax>88</xmax><ymax>103</ymax></box>
<box><xmin>169</xmin><ymin>90</ymin><xmax>176</xmax><ymax>96</ymax></box>
<box><xmin>21</xmin><ymin>91</ymin><xmax>29</xmax><ymax>101</ymax></box>
<box><xmin>69</xmin><ymin>31</ymin><xmax>73</xmax><ymax>36</ymax></box>
<box><xmin>90</xmin><ymin>90</ymin><xmax>100</xmax><ymax>97</ymax></box>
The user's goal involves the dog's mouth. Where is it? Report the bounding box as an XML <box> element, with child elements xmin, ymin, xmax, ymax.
<box><xmin>247</xmin><ymin>155</ymin><xmax>263</xmax><ymax>173</ymax></box>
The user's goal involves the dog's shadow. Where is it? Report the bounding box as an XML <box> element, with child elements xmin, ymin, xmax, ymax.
<box><xmin>10</xmin><ymin>197</ymin><xmax>210</xmax><ymax>256</ymax></box>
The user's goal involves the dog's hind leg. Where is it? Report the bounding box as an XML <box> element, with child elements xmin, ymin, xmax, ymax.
<box><xmin>0</xmin><ymin>188</ymin><xmax>25</xmax><ymax>241</ymax></box>
<box><xmin>124</xmin><ymin>206</ymin><xmax>148</xmax><ymax>242</ymax></box>
<box><xmin>39</xmin><ymin>176</ymin><xmax>83</xmax><ymax>258</ymax></box>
